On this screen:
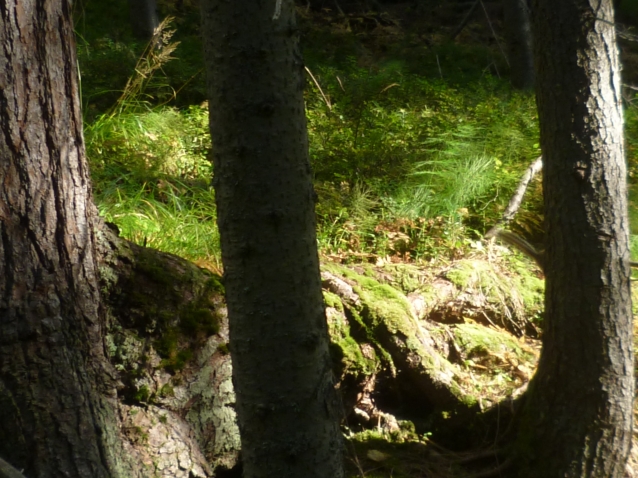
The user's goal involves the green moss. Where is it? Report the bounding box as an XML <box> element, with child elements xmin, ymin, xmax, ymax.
<box><xmin>323</xmin><ymin>290</ymin><xmax>344</xmax><ymax>311</ymax></box>
<box><xmin>324</xmin><ymin>264</ymin><xmax>422</xmax><ymax>375</ymax></box>
<box><xmin>509</xmin><ymin>262</ymin><xmax>545</xmax><ymax>321</ymax></box>
<box><xmin>126</xmin><ymin>290</ymin><xmax>159</xmax><ymax>316</ymax></box>
<box><xmin>134</xmin><ymin>385</ymin><xmax>151</xmax><ymax>403</ymax></box>
<box><xmin>445</xmin><ymin>258</ymin><xmax>544</xmax><ymax>330</ymax></box>
<box><xmin>133</xmin><ymin>426</ymin><xmax>149</xmax><ymax>443</ymax></box>
<box><xmin>356</xmin><ymin>284</ymin><xmax>414</xmax><ymax>333</ymax></box>
<box><xmin>176</xmin><ymin>349</ymin><xmax>192</xmax><ymax>367</ymax></box>
<box><xmin>217</xmin><ymin>342</ymin><xmax>230</xmax><ymax>355</ymax></box>
<box><xmin>180</xmin><ymin>303</ymin><xmax>220</xmax><ymax>336</ymax></box>
<box><xmin>453</xmin><ymin>323</ymin><xmax>535</xmax><ymax>362</ymax></box>
<box><xmin>445</xmin><ymin>259</ymin><xmax>491</xmax><ymax>289</ymax></box>
<box><xmin>135</xmin><ymin>247</ymin><xmax>178</xmax><ymax>287</ymax></box>
<box><xmin>154</xmin><ymin>325</ymin><xmax>193</xmax><ymax>371</ymax></box>
<box><xmin>344</xmin><ymin>305</ymin><xmax>396</xmax><ymax>375</ymax></box>
<box><xmin>158</xmin><ymin>347</ymin><xmax>193</xmax><ymax>373</ymax></box>
<box><xmin>388</xmin><ymin>420</ymin><xmax>420</xmax><ymax>443</ymax></box>
<box><xmin>204</xmin><ymin>275</ymin><xmax>225</xmax><ymax>294</ymax></box>
<box><xmin>327</xmin><ymin>264</ymin><xmax>415</xmax><ymax>332</ymax></box>
<box><xmin>326</xmin><ymin>295</ymin><xmax>381</xmax><ymax>377</ymax></box>
<box><xmin>328</xmin><ymin>265</ymin><xmax>470</xmax><ymax>402</ymax></box>
<box><xmin>158</xmin><ymin>383</ymin><xmax>175</xmax><ymax>397</ymax></box>
<box><xmin>380</xmin><ymin>263</ymin><xmax>423</xmax><ymax>293</ymax></box>
<box><xmin>361</xmin><ymin>265</ymin><xmax>377</xmax><ymax>278</ymax></box>
<box><xmin>155</xmin><ymin>329</ymin><xmax>179</xmax><ymax>359</ymax></box>
<box><xmin>128</xmin><ymin>265</ymin><xmax>223</xmax><ymax>373</ymax></box>
<box><xmin>336</xmin><ymin>335</ymin><xmax>379</xmax><ymax>376</ymax></box>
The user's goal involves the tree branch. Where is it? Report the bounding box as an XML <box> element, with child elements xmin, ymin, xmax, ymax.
<box><xmin>0</xmin><ymin>458</ymin><xmax>26</xmax><ymax>478</ymax></box>
<box><xmin>485</xmin><ymin>155</ymin><xmax>543</xmax><ymax>238</ymax></box>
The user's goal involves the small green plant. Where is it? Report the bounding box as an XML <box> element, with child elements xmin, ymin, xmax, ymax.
<box><xmin>134</xmin><ymin>385</ymin><xmax>151</xmax><ymax>403</ymax></box>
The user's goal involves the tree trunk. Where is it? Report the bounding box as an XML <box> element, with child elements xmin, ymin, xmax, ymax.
<box><xmin>517</xmin><ymin>0</ymin><xmax>634</xmax><ymax>476</ymax></box>
<box><xmin>502</xmin><ymin>0</ymin><xmax>534</xmax><ymax>89</ymax></box>
<box><xmin>0</xmin><ymin>2</ymin><xmax>137</xmax><ymax>476</ymax></box>
<box><xmin>200</xmin><ymin>0</ymin><xmax>344</xmax><ymax>477</ymax></box>
<box><xmin>128</xmin><ymin>0</ymin><xmax>159</xmax><ymax>41</ymax></box>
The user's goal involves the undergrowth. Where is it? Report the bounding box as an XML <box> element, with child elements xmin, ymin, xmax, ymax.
<box><xmin>77</xmin><ymin>1</ymin><xmax>638</xmax><ymax>268</ymax></box>
<box><xmin>306</xmin><ymin>64</ymin><xmax>541</xmax><ymax>261</ymax></box>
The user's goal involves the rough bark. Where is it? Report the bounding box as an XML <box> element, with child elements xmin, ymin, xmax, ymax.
<box><xmin>502</xmin><ymin>0</ymin><xmax>534</xmax><ymax>89</ymax></box>
<box><xmin>517</xmin><ymin>0</ymin><xmax>634</xmax><ymax>476</ymax></box>
<box><xmin>200</xmin><ymin>0</ymin><xmax>344</xmax><ymax>477</ymax></box>
<box><xmin>0</xmin><ymin>1</ymin><xmax>138</xmax><ymax>476</ymax></box>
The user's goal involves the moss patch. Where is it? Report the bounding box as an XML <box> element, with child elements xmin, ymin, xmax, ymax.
<box><xmin>443</xmin><ymin>258</ymin><xmax>544</xmax><ymax>334</ymax></box>
<box><xmin>453</xmin><ymin>323</ymin><xmax>535</xmax><ymax>362</ymax></box>
<box><xmin>106</xmin><ymin>244</ymin><xmax>226</xmax><ymax>375</ymax></box>
<box><xmin>325</xmin><ymin>291</ymin><xmax>380</xmax><ymax>378</ymax></box>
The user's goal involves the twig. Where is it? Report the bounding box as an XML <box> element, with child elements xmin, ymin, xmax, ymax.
<box><xmin>379</xmin><ymin>83</ymin><xmax>399</xmax><ymax>94</ymax></box>
<box><xmin>305</xmin><ymin>66</ymin><xmax>332</xmax><ymax>111</ymax></box>
<box><xmin>436</xmin><ymin>55</ymin><xmax>443</xmax><ymax>79</ymax></box>
<box><xmin>485</xmin><ymin>155</ymin><xmax>543</xmax><ymax>239</ymax></box>
<box><xmin>0</xmin><ymin>457</ymin><xmax>26</xmax><ymax>478</ymax></box>
<box><xmin>450</xmin><ymin>0</ymin><xmax>480</xmax><ymax>41</ymax></box>
<box><xmin>272</xmin><ymin>0</ymin><xmax>282</xmax><ymax>20</ymax></box>
<box><xmin>479</xmin><ymin>0</ymin><xmax>509</xmax><ymax>66</ymax></box>
<box><xmin>457</xmin><ymin>448</ymin><xmax>505</xmax><ymax>464</ymax></box>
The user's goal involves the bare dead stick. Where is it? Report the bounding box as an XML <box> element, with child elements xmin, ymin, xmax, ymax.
<box><xmin>305</xmin><ymin>66</ymin><xmax>332</xmax><ymax>111</ymax></box>
<box><xmin>479</xmin><ymin>0</ymin><xmax>509</xmax><ymax>66</ymax></box>
<box><xmin>0</xmin><ymin>457</ymin><xmax>26</xmax><ymax>478</ymax></box>
<box><xmin>450</xmin><ymin>0</ymin><xmax>480</xmax><ymax>41</ymax></box>
<box><xmin>485</xmin><ymin>155</ymin><xmax>543</xmax><ymax>239</ymax></box>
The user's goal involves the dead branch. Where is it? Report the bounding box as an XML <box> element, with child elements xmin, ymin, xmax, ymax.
<box><xmin>485</xmin><ymin>155</ymin><xmax>542</xmax><ymax>239</ymax></box>
<box><xmin>0</xmin><ymin>457</ymin><xmax>26</xmax><ymax>478</ymax></box>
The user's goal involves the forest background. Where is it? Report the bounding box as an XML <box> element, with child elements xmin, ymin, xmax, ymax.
<box><xmin>68</xmin><ymin>0</ymin><xmax>638</xmax><ymax>475</ymax></box>
<box><xmin>81</xmin><ymin>0</ymin><xmax>623</xmax><ymax>269</ymax></box>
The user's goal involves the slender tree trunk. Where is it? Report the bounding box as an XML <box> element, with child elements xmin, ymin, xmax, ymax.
<box><xmin>502</xmin><ymin>0</ymin><xmax>534</xmax><ymax>89</ymax></box>
<box><xmin>0</xmin><ymin>2</ymin><xmax>136</xmax><ymax>476</ymax></box>
<box><xmin>516</xmin><ymin>0</ymin><xmax>634</xmax><ymax>476</ymax></box>
<box><xmin>200</xmin><ymin>0</ymin><xmax>344</xmax><ymax>477</ymax></box>
<box><xmin>128</xmin><ymin>0</ymin><xmax>159</xmax><ymax>41</ymax></box>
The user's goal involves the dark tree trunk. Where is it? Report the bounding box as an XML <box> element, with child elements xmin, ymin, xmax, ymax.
<box><xmin>502</xmin><ymin>0</ymin><xmax>534</xmax><ymax>89</ymax></box>
<box><xmin>128</xmin><ymin>0</ymin><xmax>159</xmax><ymax>41</ymax></box>
<box><xmin>516</xmin><ymin>0</ymin><xmax>634</xmax><ymax>476</ymax></box>
<box><xmin>200</xmin><ymin>0</ymin><xmax>344</xmax><ymax>477</ymax></box>
<box><xmin>0</xmin><ymin>2</ymin><xmax>137</xmax><ymax>477</ymax></box>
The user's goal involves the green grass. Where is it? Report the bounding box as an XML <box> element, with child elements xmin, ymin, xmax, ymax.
<box><xmin>85</xmin><ymin>102</ymin><xmax>219</xmax><ymax>269</ymax></box>
<box><xmin>83</xmin><ymin>53</ymin><xmax>542</xmax><ymax>265</ymax></box>
<box><xmin>98</xmin><ymin>179</ymin><xmax>221</xmax><ymax>268</ymax></box>
<box><xmin>78</xmin><ymin>1</ymin><xmax>638</xmax><ymax>267</ymax></box>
